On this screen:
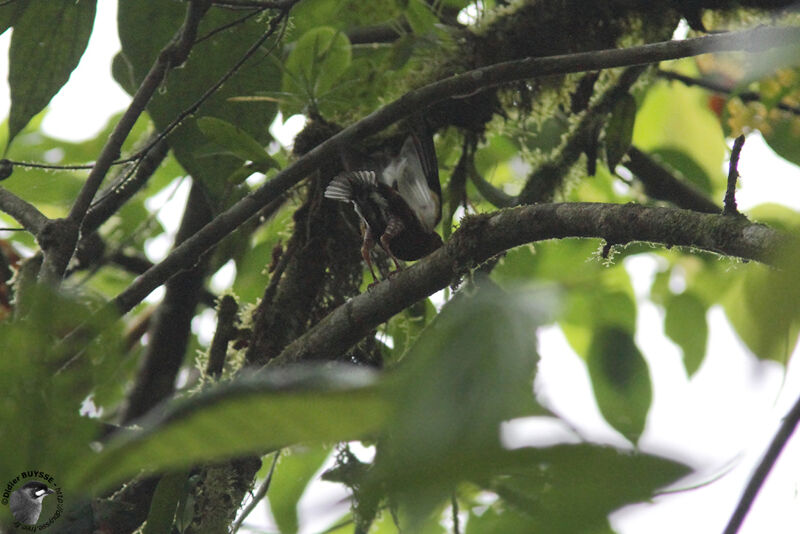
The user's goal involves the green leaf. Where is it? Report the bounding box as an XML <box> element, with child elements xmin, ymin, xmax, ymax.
<box><xmin>117</xmin><ymin>0</ymin><xmax>279</xmax><ymax>203</ymax></box>
<box><xmin>604</xmin><ymin>93</ymin><xmax>637</xmax><ymax>169</ymax></box>
<box><xmin>196</xmin><ymin>117</ymin><xmax>278</xmax><ymax>171</ymax></box>
<box><xmin>723</xmin><ymin>262</ymin><xmax>800</xmax><ymax>364</ymax></box>
<box><xmin>269</xmin><ymin>446</ymin><xmax>332</xmax><ymax>534</ymax></box>
<box><xmin>66</xmin><ymin>365</ymin><xmax>386</xmax><ymax>492</ymax></box>
<box><xmin>6</xmin><ymin>0</ymin><xmax>96</xmax><ymax>146</ymax></box>
<box><xmin>633</xmin><ymin>68</ymin><xmax>726</xmax><ymax>196</ymax></box>
<box><xmin>0</xmin><ymin>284</ymin><xmax>122</xmax><ymax>487</ymax></box>
<box><xmin>762</xmin><ymin>113</ymin><xmax>800</xmax><ymax>167</ymax></box>
<box><xmin>586</xmin><ymin>327</ymin><xmax>652</xmax><ymax>443</ymax></box>
<box><xmin>484</xmin><ymin>444</ymin><xmax>689</xmax><ymax>534</ymax></box>
<box><xmin>368</xmin><ymin>284</ymin><xmax>550</xmax><ymax>524</ymax></box>
<box><xmin>664</xmin><ymin>292</ymin><xmax>708</xmax><ymax>376</ymax></box>
<box><xmin>0</xmin><ymin>0</ymin><xmax>27</xmax><ymax>35</ymax></box>
<box><xmin>143</xmin><ymin>470</ymin><xmax>189</xmax><ymax>534</ymax></box>
<box><xmin>283</xmin><ymin>27</ymin><xmax>352</xmax><ymax>110</ymax></box>
<box><xmin>649</xmin><ymin>147</ymin><xmax>713</xmax><ymax>195</ymax></box>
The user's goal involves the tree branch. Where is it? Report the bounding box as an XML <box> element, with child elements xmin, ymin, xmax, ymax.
<box><xmin>0</xmin><ymin>186</ymin><xmax>49</xmax><ymax>235</ymax></box>
<box><xmin>624</xmin><ymin>146</ymin><xmax>721</xmax><ymax>213</ymax></box>
<box><xmin>723</xmin><ymin>392</ymin><xmax>800</xmax><ymax>534</ymax></box>
<box><xmin>658</xmin><ymin>69</ymin><xmax>800</xmax><ymax>117</ymax></box>
<box><xmin>110</xmin><ymin>25</ymin><xmax>800</xmax><ymax>316</ymax></box>
<box><xmin>38</xmin><ymin>0</ymin><xmax>212</xmax><ymax>283</ymax></box>
<box><xmin>121</xmin><ymin>182</ymin><xmax>213</xmax><ymax>424</ymax></box>
<box><xmin>272</xmin><ymin>202</ymin><xmax>782</xmax><ymax>365</ymax></box>
<box><xmin>723</xmin><ymin>134</ymin><xmax>746</xmax><ymax>216</ymax></box>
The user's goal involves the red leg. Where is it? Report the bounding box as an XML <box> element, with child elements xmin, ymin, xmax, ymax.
<box><xmin>380</xmin><ymin>216</ymin><xmax>405</xmax><ymax>273</ymax></box>
<box><xmin>361</xmin><ymin>226</ymin><xmax>379</xmax><ymax>285</ymax></box>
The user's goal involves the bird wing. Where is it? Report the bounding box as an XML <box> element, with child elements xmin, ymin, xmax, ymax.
<box><xmin>324</xmin><ymin>170</ymin><xmax>377</xmax><ymax>202</ymax></box>
<box><xmin>382</xmin><ymin>136</ymin><xmax>440</xmax><ymax>233</ymax></box>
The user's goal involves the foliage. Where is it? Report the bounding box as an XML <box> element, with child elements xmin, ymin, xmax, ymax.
<box><xmin>1</xmin><ymin>1</ymin><xmax>800</xmax><ymax>533</ymax></box>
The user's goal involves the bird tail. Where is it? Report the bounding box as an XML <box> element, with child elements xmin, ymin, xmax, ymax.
<box><xmin>324</xmin><ymin>171</ymin><xmax>377</xmax><ymax>202</ymax></box>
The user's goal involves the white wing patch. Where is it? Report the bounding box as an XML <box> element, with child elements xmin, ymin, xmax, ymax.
<box><xmin>381</xmin><ymin>137</ymin><xmax>439</xmax><ymax>232</ymax></box>
<box><xmin>324</xmin><ymin>171</ymin><xmax>377</xmax><ymax>202</ymax></box>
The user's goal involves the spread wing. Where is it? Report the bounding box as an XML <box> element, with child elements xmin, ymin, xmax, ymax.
<box><xmin>382</xmin><ymin>135</ymin><xmax>440</xmax><ymax>233</ymax></box>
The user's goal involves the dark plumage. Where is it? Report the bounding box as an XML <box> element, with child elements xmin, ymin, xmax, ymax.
<box><xmin>9</xmin><ymin>481</ymin><xmax>54</xmax><ymax>525</ymax></box>
<box><xmin>325</xmin><ymin>131</ymin><xmax>442</xmax><ymax>282</ymax></box>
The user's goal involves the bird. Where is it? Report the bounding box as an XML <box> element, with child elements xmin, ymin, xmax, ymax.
<box><xmin>9</xmin><ymin>481</ymin><xmax>54</xmax><ymax>525</ymax></box>
<box><xmin>325</xmin><ymin>130</ymin><xmax>442</xmax><ymax>283</ymax></box>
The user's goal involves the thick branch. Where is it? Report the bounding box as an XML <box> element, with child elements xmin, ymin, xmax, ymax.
<box><xmin>112</xmin><ymin>25</ymin><xmax>800</xmax><ymax>316</ymax></box>
<box><xmin>121</xmin><ymin>182</ymin><xmax>213</xmax><ymax>423</ymax></box>
<box><xmin>273</xmin><ymin>202</ymin><xmax>782</xmax><ymax>364</ymax></box>
<box><xmin>0</xmin><ymin>186</ymin><xmax>49</xmax><ymax>234</ymax></box>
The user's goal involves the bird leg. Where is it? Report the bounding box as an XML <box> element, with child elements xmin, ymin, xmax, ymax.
<box><xmin>361</xmin><ymin>226</ymin><xmax>380</xmax><ymax>285</ymax></box>
<box><xmin>380</xmin><ymin>215</ymin><xmax>405</xmax><ymax>274</ymax></box>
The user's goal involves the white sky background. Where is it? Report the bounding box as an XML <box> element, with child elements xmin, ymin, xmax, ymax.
<box><xmin>3</xmin><ymin>3</ymin><xmax>800</xmax><ymax>533</ymax></box>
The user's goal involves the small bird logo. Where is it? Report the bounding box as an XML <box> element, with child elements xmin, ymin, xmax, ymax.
<box><xmin>325</xmin><ymin>129</ymin><xmax>442</xmax><ymax>283</ymax></box>
<box><xmin>9</xmin><ymin>481</ymin><xmax>54</xmax><ymax>525</ymax></box>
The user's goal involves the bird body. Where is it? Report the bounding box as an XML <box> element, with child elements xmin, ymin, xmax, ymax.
<box><xmin>325</xmin><ymin>131</ymin><xmax>442</xmax><ymax>281</ymax></box>
<box><xmin>9</xmin><ymin>481</ymin><xmax>54</xmax><ymax>525</ymax></box>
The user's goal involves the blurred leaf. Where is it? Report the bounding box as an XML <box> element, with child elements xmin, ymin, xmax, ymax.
<box><xmin>664</xmin><ymin>292</ymin><xmax>708</xmax><ymax>376</ymax></box>
<box><xmin>633</xmin><ymin>72</ymin><xmax>726</xmax><ymax>196</ymax></box>
<box><xmin>762</xmin><ymin>113</ymin><xmax>800</xmax><ymax>167</ymax></box>
<box><xmin>142</xmin><ymin>470</ymin><xmax>188</xmax><ymax>534</ymax></box>
<box><xmin>723</xmin><ymin>262</ymin><xmax>800</xmax><ymax>364</ymax></box>
<box><xmin>586</xmin><ymin>327</ymin><xmax>652</xmax><ymax>443</ymax></box>
<box><xmin>649</xmin><ymin>147</ymin><xmax>713</xmax><ymax>194</ymax></box>
<box><xmin>117</xmin><ymin>0</ymin><xmax>279</xmax><ymax>203</ymax></box>
<box><xmin>0</xmin><ymin>285</ymin><xmax>121</xmax><ymax>488</ymax></box>
<box><xmin>283</xmin><ymin>27</ymin><xmax>352</xmax><ymax>113</ymax></box>
<box><xmin>269</xmin><ymin>445</ymin><xmax>332</xmax><ymax>534</ymax></box>
<box><xmin>6</xmin><ymin>0</ymin><xmax>96</xmax><ymax>146</ymax></box>
<box><xmin>367</xmin><ymin>283</ymin><xmax>550</xmax><ymax>525</ymax></box>
<box><xmin>67</xmin><ymin>365</ymin><xmax>386</xmax><ymax>492</ymax></box>
<box><xmin>405</xmin><ymin>0</ymin><xmax>438</xmax><ymax>34</ymax></box>
<box><xmin>196</xmin><ymin>117</ymin><xmax>278</xmax><ymax>171</ymax></box>
<box><xmin>484</xmin><ymin>444</ymin><xmax>688</xmax><ymax>534</ymax></box>
<box><xmin>604</xmin><ymin>93</ymin><xmax>637</xmax><ymax>169</ymax></box>
<box><xmin>0</xmin><ymin>0</ymin><xmax>27</xmax><ymax>35</ymax></box>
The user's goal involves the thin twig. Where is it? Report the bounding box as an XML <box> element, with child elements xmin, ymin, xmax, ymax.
<box><xmin>723</xmin><ymin>134</ymin><xmax>746</xmax><ymax>216</ymax></box>
<box><xmin>451</xmin><ymin>493</ymin><xmax>460</xmax><ymax>534</ymax></box>
<box><xmin>110</xmin><ymin>25</ymin><xmax>800</xmax><ymax>316</ymax></box>
<box><xmin>37</xmin><ymin>0</ymin><xmax>212</xmax><ymax>283</ymax></box>
<box><xmin>722</xmin><ymin>394</ymin><xmax>800</xmax><ymax>534</ymax></box>
<box><xmin>128</xmin><ymin>3</ymin><xmax>295</xmax><ymax>175</ymax></box>
<box><xmin>0</xmin><ymin>158</ymin><xmax>96</xmax><ymax>170</ymax></box>
<box><xmin>68</xmin><ymin>0</ymin><xmax>211</xmax><ymax>228</ymax></box>
<box><xmin>658</xmin><ymin>69</ymin><xmax>800</xmax><ymax>117</ymax></box>
<box><xmin>231</xmin><ymin>450</ymin><xmax>281</xmax><ymax>533</ymax></box>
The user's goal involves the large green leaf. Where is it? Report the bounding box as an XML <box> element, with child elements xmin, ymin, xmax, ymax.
<box><xmin>633</xmin><ymin>65</ymin><xmax>727</xmax><ymax>196</ymax></box>
<box><xmin>282</xmin><ymin>27</ymin><xmax>352</xmax><ymax>115</ymax></box>
<box><xmin>367</xmin><ymin>283</ymin><xmax>549</xmax><ymax>525</ymax></box>
<box><xmin>483</xmin><ymin>444</ymin><xmax>689</xmax><ymax>534</ymax></box>
<box><xmin>723</xmin><ymin>262</ymin><xmax>800</xmax><ymax>364</ymax></box>
<box><xmin>586</xmin><ymin>327</ymin><xmax>652</xmax><ymax>444</ymax></box>
<box><xmin>0</xmin><ymin>285</ymin><xmax>121</xmax><ymax>490</ymax></box>
<box><xmin>116</xmin><ymin>0</ymin><xmax>279</xmax><ymax>203</ymax></box>
<box><xmin>604</xmin><ymin>92</ymin><xmax>637</xmax><ymax>169</ymax></box>
<box><xmin>268</xmin><ymin>445</ymin><xmax>332</xmax><ymax>534</ymax></box>
<box><xmin>65</xmin><ymin>365</ymin><xmax>386</xmax><ymax>492</ymax></box>
<box><xmin>6</xmin><ymin>0</ymin><xmax>96</xmax><ymax>146</ymax></box>
<box><xmin>664</xmin><ymin>292</ymin><xmax>708</xmax><ymax>376</ymax></box>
